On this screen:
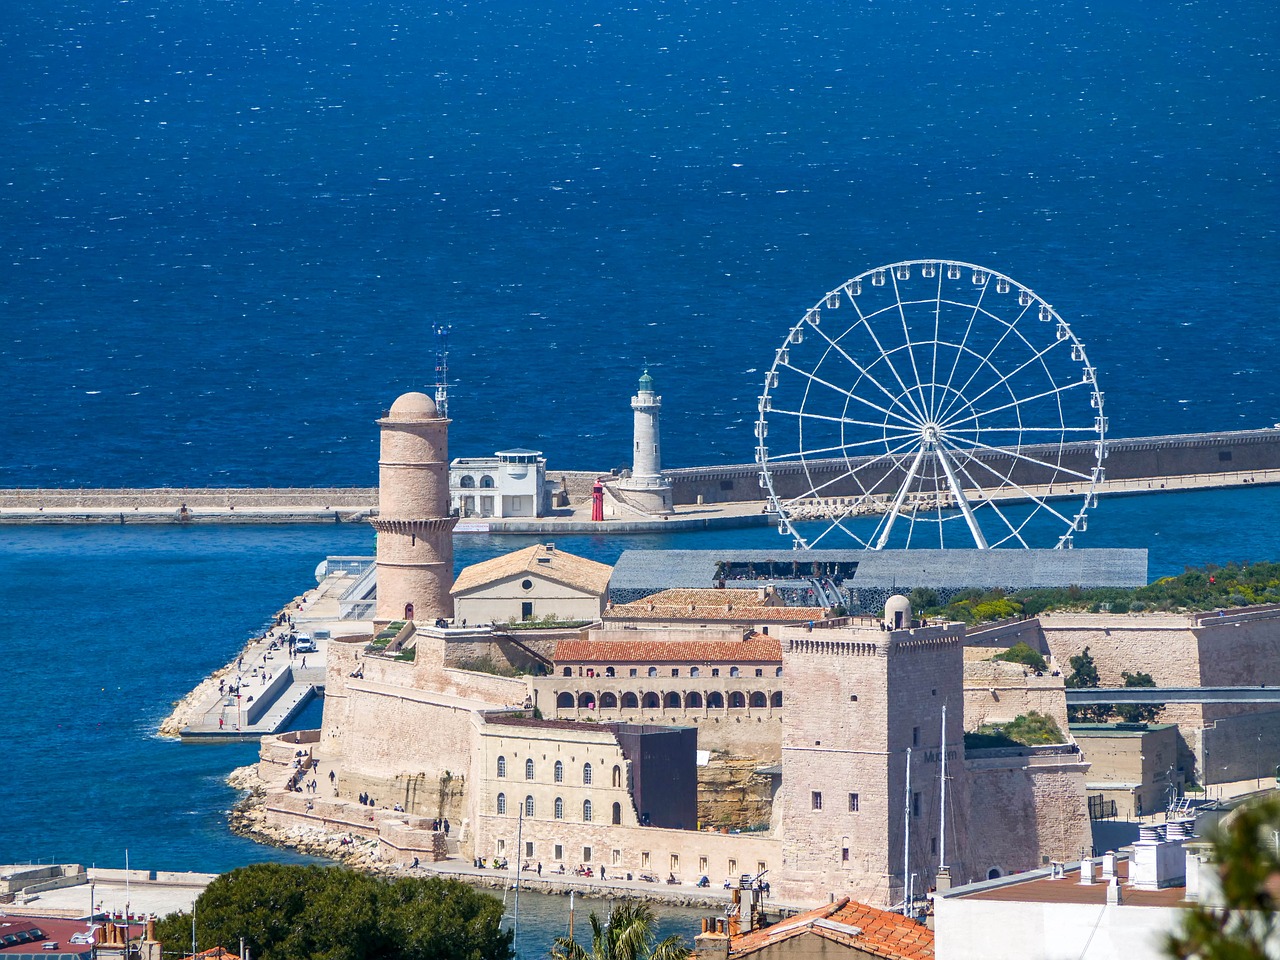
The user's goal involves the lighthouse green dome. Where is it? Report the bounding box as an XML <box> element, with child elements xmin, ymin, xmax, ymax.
<box><xmin>638</xmin><ymin>369</ymin><xmax>655</xmax><ymax>392</ymax></box>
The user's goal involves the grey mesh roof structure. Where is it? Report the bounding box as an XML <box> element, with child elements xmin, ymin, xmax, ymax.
<box><xmin>609</xmin><ymin>548</ymin><xmax>1148</xmax><ymax>599</ymax></box>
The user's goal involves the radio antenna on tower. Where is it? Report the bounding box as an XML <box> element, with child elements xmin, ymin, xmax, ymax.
<box><xmin>434</xmin><ymin>324</ymin><xmax>451</xmax><ymax>417</ymax></box>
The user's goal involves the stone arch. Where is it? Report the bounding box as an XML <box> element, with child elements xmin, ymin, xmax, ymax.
<box><xmin>987</xmin><ymin>868</ymin><xmax>1002</xmax><ymax>880</ymax></box>
<box><xmin>775</xmin><ymin>666</ymin><xmax>783</xmax><ymax>678</ymax></box>
<box><xmin>612</xmin><ymin>764</ymin><xmax>622</xmax><ymax>787</ymax></box>
<box><xmin>749</xmin><ymin>691</ymin><xmax>767</xmax><ymax>709</ymax></box>
<box><xmin>729</xmin><ymin>666</ymin><xmax>740</xmax><ymax>678</ymax></box>
<box><xmin>642</xmin><ymin>692</ymin><xmax>660</xmax><ymax>709</ymax></box>
<box><xmin>621</xmin><ymin>692</ymin><xmax>639</xmax><ymax>709</ymax></box>
<box><xmin>729</xmin><ymin>691</ymin><xmax>746</xmax><ymax>709</ymax></box>
<box><xmin>480</xmin><ymin>475</ymin><xmax>495</xmax><ymax>488</ymax></box>
<box><xmin>578</xmin><ymin>692</ymin><xmax>596</xmax><ymax>708</ymax></box>
<box><xmin>707</xmin><ymin>691</ymin><xmax>725</xmax><ymax>709</ymax></box>
<box><xmin>460</xmin><ymin>475</ymin><xmax>476</xmax><ymax>488</ymax></box>
<box><xmin>600</xmin><ymin>692</ymin><xmax>618</xmax><ymax>709</ymax></box>
<box><xmin>556</xmin><ymin>692</ymin><xmax>574</xmax><ymax>709</ymax></box>
<box><xmin>685</xmin><ymin>691</ymin><xmax>703</xmax><ymax>709</ymax></box>
<box><xmin>664</xmin><ymin>691</ymin><xmax>681</xmax><ymax>709</ymax></box>
<box><xmin>771</xmin><ymin>690</ymin><xmax>783</xmax><ymax>708</ymax></box>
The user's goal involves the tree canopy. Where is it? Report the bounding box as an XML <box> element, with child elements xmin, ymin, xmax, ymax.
<box><xmin>550</xmin><ymin>902</ymin><xmax>688</xmax><ymax>960</ymax></box>
<box><xmin>1166</xmin><ymin>797</ymin><xmax>1280</xmax><ymax>959</ymax></box>
<box><xmin>154</xmin><ymin>864</ymin><xmax>513</xmax><ymax>960</ymax></box>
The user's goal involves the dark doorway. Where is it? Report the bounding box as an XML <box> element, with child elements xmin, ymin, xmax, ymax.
<box><xmin>521</xmin><ymin>601</ymin><xmax>533</xmax><ymax>620</ymax></box>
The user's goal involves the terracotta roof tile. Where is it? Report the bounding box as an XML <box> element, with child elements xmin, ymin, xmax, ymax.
<box><xmin>452</xmin><ymin>544</ymin><xmax>612</xmax><ymax>596</ymax></box>
<box><xmin>607</xmin><ymin>589</ymin><xmax>826</xmax><ymax>623</ymax></box>
<box><xmin>729</xmin><ymin>898</ymin><xmax>933</xmax><ymax>960</ymax></box>
<box><xmin>554</xmin><ymin>635</ymin><xmax>782</xmax><ymax>665</ymax></box>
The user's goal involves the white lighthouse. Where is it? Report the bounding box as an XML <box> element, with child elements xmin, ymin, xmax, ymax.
<box><xmin>609</xmin><ymin>369</ymin><xmax>674</xmax><ymax>515</ymax></box>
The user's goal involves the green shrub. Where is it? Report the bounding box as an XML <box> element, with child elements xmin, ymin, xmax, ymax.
<box><xmin>993</xmin><ymin>642</ymin><xmax>1048</xmax><ymax>673</ymax></box>
<box><xmin>976</xmin><ymin>711</ymin><xmax>1066</xmax><ymax>746</ymax></box>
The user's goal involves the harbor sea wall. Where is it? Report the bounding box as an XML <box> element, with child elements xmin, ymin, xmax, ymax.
<box><xmin>665</xmin><ymin>428</ymin><xmax>1280</xmax><ymax>504</ymax></box>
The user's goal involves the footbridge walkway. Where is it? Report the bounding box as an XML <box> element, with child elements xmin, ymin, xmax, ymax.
<box><xmin>1065</xmin><ymin>687</ymin><xmax>1280</xmax><ymax>705</ymax></box>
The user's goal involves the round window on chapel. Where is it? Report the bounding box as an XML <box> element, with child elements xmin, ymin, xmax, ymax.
<box><xmin>521</xmin><ymin>579</ymin><xmax>534</xmax><ymax>590</ymax></box>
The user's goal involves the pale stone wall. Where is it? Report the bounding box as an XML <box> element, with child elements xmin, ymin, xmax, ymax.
<box><xmin>456</xmin><ymin>574</ymin><xmax>605</xmax><ymax>625</ymax></box>
<box><xmin>964</xmin><ymin>746</ymin><xmax>1093</xmax><ymax>878</ymax></box>
<box><xmin>1072</xmin><ymin>725</ymin><xmax>1181</xmax><ymax>819</ymax></box>
<box><xmin>963</xmin><ymin>660</ymin><xmax>1070</xmax><ymax>732</ymax></box>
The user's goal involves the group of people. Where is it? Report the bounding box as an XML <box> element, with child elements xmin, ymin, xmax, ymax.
<box><xmin>357</xmin><ymin>792</ymin><xmax>377</xmax><ymax>806</ymax></box>
<box><xmin>431</xmin><ymin>817</ymin><xmax>451</xmax><ymax>834</ymax></box>
<box><xmin>474</xmin><ymin>857</ymin><xmax>509</xmax><ymax>870</ymax></box>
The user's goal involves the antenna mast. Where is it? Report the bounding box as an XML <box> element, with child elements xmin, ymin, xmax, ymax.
<box><xmin>940</xmin><ymin>704</ymin><xmax>948</xmax><ymax>873</ymax></box>
<box><xmin>434</xmin><ymin>324</ymin><xmax>451</xmax><ymax>417</ymax></box>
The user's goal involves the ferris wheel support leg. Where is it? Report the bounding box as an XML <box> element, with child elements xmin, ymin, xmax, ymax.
<box><xmin>935</xmin><ymin>444</ymin><xmax>989</xmax><ymax>549</ymax></box>
<box><xmin>873</xmin><ymin>446</ymin><xmax>927</xmax><ymax>550</ymax></box>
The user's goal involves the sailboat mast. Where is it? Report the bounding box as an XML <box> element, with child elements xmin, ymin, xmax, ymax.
<box><xmin>903</xmin><ymin>746</ymin><xmax>912</xmax><ymax>917</ymax></box>
<box><xmin>513</xmin><ymin>809</ymin><xmax>523</xmax><ymax>940</ymax></box>
<box><xmin>940</xmin><ymin>704</ymin><xmax>948</xmax><ymax>872</ymax></box>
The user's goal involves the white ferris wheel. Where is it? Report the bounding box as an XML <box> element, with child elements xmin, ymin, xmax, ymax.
<box><xmin>755</xmin><ymin>260</ymin><xmax>1107</xmax><ymax>550</ymax></box>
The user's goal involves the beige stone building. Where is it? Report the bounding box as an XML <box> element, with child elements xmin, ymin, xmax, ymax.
<box><xmin>1070</xmin><ymin>723</ymin><xmax>1181</xmax><ymax>819</ymax></box>
<box><xmin>451</xmin><ymin>543</ymin><xmax>612</xmax><ymax>625</ymax></box>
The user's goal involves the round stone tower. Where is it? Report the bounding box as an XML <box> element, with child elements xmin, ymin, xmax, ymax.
<box><xmin>372</xmin><ymin>391</ymin><xmax>457</xmax><ymax>623</ymax></box>
<box><xmin>612</xmin><ymin>369</ymin><xmax>673</xmax><ymax>515</ymax></box>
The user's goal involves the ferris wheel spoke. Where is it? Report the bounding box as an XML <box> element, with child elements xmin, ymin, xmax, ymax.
<box><xmin>845</xmin><ymin>295</ymin><xmax>930</xmax><ymax>423</ymax></box>
<box><xmin>929</xmin><ymin>270</ymin><xmax>944</xmax><ymax>420</ymax></box>
<box><xmin>890</xmin><ymin>270</ymin><xmax>930</xmax><ymax>422</ymax></box>
<box><xmin>943</xmin><ymin>437</ymin><xmax>1077</xmax><ymax>528</ymax></box>
<box><xmin>947</xmin><ymin>425</ymin><xmax>1098</xmax><ymax>434</ymax></box>
<box><xmin>783</xmin><ymin>434</ymin><xmax>924</xmax><ymax>504</ymax></box>
<box><xmin>778</xmin><ymin>362</ymin><xmax>921</xmax><ymax>429</ymax></box>
<box><xmin>943</xmin><ymin>449</ymin><xmax>1031</xmax><ymax>548</ymax></box>
<box><xmin>803</xmin><ymin>322</ymin><xmax>924</xmax><ymax>426</ymax></box>
<box><xmin>768</xmin><ymin>405</ymin><xmax>920</xmax><ymax>434</ymax></box>
<box><xmin>765</xmin><ymin>432</ymin><xmax>921</xmax><ymax>463</ymax></box>
<box><xmin>943</xmin><ymin>379</ymin><xmax>1088</xmax><ymax>433</ymax></box>
<box><xmin>932</xmin><ymin>442</ymin><xmax>989</xmax><ymax>549</ymax></box>
<box><xmin>942</xmin><ymin>432</ymin><xmax>1095</xmax><ymax>484</ymax></box>
<box><xmin>933</xmin><ymin>298</ymin><xmax>1035</xmax><ymax>425</ymax></box>
<box><xmin>872</xmin><ymin>446</ymin><xmax>928</xmax><ymax>550</ymax></box>
<box><xmin>935</xmin><ymin>271</ymin><xmax>993</xmax><ymax>421</ymax></box>
<box><xmin>937</xmin><ymin>338</ymin><xmax>1074</xmax><ymax>429</ymax></box>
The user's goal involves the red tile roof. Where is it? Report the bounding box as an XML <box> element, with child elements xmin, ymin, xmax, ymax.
<box><xmin>729</xmin><ymin>898</ymin><xmax>933</xmax><ymax>960</ymax></box>
<box><xmin>554</xmin><ymin>634</ymin><xmax>782</xmax><ymax>665</ymax></box>
<box><xmin>607</xmin><ymin>590</ymin><xmax>826</xmax><ymax>623</ymax></box>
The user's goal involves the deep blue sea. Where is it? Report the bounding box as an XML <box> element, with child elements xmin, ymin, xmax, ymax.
<box><xmin>1</xmin><ymin>0</ymin><xmax>1277</xmax><ymax>950</ymax></box>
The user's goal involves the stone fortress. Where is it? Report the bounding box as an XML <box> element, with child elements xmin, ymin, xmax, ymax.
<box><xmin>255</xmin><ymin>386</ymin><xmax>1280</xmax><ymax>914</ymax></box>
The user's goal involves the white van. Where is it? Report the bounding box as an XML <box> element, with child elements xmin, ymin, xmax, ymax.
<box><xmin>295</xmin><ymin>634</ymin><xmax>317</xmax><ymax>654</ymax></box>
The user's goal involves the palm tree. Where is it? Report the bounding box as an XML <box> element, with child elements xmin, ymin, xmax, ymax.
<box><xmin>551</xmin><ymin>902</ymin><xmax>690</xmax><ymax>960</ymax></box>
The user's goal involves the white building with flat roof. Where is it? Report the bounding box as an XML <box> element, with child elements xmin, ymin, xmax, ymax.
<box><xmin>451</xmin><ymin>448</ymin><xmax>548</xmax><ymax>518</ymax></box>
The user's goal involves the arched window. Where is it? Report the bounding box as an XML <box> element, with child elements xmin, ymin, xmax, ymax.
<box><xmin>555</xmin><ymin>797</ymin><xmax>564</xmax><ymax>820</ymax></box>
<box><xmin>664</xmin><ymin>691</ymin><xmax>681</xmax><ymax>709</ymax></box>
<box><xmin>707</xmin><ymin>691</ymin><xmax>725</xmax><ymax>709</ymax></box>
<box><xmin>460</xmin><ymin>475</ymin><xmax>476</xmax><ymax>488</ymax></box>
<box><xmin>497</xmin><ymin>756</ymin><xmax>507</xmax><ymax>778</ymax></box>
<box><xmin>554</xmin><ymin>760</ymin><xmax>564</xmax><ymax>783</ymax></box>
<box><xmin>621</xmin><ymin>692</ymin><xmax>639</xmax><ymax>709</ymax></box>
<box><xmin>605</xmin><ymin>666</ymin><xmax>615</xmax><ymax>677</ymax></box>
<box><xmin>525</xmin><ymin>758</ymin><xmax>535</xmax><ymax>780</ymax></box>
<box><xmin>685</xmin><ymin>691</ymin><xmax>703</xmax><ymax>709</ymax></box>
<box><xmin>729</xmin><ymin>691</ymin><xmax>746</xmax><ymax>708</ymax></box>
<box><xmin>497</xmin><ymin>792</ymin><xmax>506</xmax><ymax>814</ymax></box>
<box><xmin>612</xmin><ymin>802</ymin><xmax>622</xmax><ymax>825</ymax></box>
<box><xmin>771</xmin><ymin>691</ymin><xmax>783</xmax><ymax>708</ymax></box>
<box><xmin>480</xmin><ymin>475</ymin><xmax>495</xmax><ymax>488</ymax></box>
<box><xmin>775</xmin><ymin>666</ymin><xmax>783</xmax><ymax>677</ymax></box>
<box><xmin>642</xmin><ymin>692</ymin><xmax>660</xmax><ymax>709</ymax></box>
<box><xmin>578</xmin><ymin>692</ymin><xmax>596</xmax><ymax>708</ymax></box>
<box><xmin>583</xmin><ymin>800</ymin><xmax>593</xmax><ymax>822</ymax></box>
<box><xmin>404</xmin><ymin>603</ymin><xmax>414</xmax><ymax>620</ymax></box>
<box><xmin>525</xmin><ymin>795</ymin><xmax>535</xmax><ymax>817</ymax></box>
<box><xmin>730</xmin><ymin>666</ymin><xmax>741</xmax><ymax>678</ymax></box>
<box><xmin>648</xmin><ymin>666</ymin><xmax>658</xmax><ymax>678</ymax></box>
<box><xmin>557</xmin><ymin>692</ymin><xmax>574</xmax><ymax>709</ymax></box>
<box><xmin>690</xmin><ymin>667</ymin><xmax>700</xmax><ymax>678</ymax></box>
<box><xmin>988</xmin><ymin>868</ymin><xmax>1001</xmax><ymax>880</ymax></box>
<box><xmin>563</xmin><ymin>667</ymin><xmax>572</xmax><ymax>677</ymax></box>
<box><xmin>601</xmin><ymin>692</ymin><xmax>618</xmax><ymax>708</ymax></box>
<box><xmin>583</xmin><ymin>763</ymin><xmax>593</xmax><ymax>785</ymax></box>
<box><xmin>750</xmin><ymin>691</ymin><xmax>767</xmax><ymax>708</ymax></box>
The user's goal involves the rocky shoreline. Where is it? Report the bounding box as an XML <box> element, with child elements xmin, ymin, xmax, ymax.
<box><xmin>225</xmin><ymin>765</ymin><xmax>749</xmax><ymax>911</ymax></box>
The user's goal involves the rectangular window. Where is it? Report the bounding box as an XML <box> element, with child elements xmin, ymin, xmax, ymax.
<box><xmin>757</xmin><ymin>861</ymin><xmax>767</xmax><ymax>874</ymax></box>
<box><xmin>629</xmin><ymin>668</ymin><xmax>638</xmax><ymax>677</ymax></box>
<box><xmin>642</xmin><ymin>851</ymin><xmax>651</xmax><ymax>868</ymax></box>
<box><xmin>554</xmin><ymin>844</ymin><xmax>563</xmax><ymax>861</ymax></box>
<box><xmin>711</xmin><ymin>668</ymin><xmax>720</xmax><ymax>677</ymax></box>
<box><xmin>912</xmin><ymin>726</ymin><xmax>920</xmax><ymax>747</ymax></box>
<box><xmin>728</xmin><ymin>859</ymin><xmax>737</xmax><ymax>876</ymax></box>
<box><xmin>699</xmin><ymin>856</ymin><xmax>708</xmax><ymax>872</ymax></box>
<box><xmin>672</xmin><ymin>668</ymin><xmax>679</xmax><ymax>677</ymax></box>
<box><xmin>671</xmin><ymin>854</ymin><xmax>680</xmax><ymax>872</ymax></box>
<box><xmin>583</xmin><ymin>846</ymin><xmax>592</xmax><ymax>864</ymax></box>
<box><xmin>842</xmin><ymin>847</ymin><xmax>850</xmax><ymax>862</ymax></box>
<box><xmin>912</xmin><ymin>792</ymin><xmax>921</xmax><ymax>817</ymax></box>
<box><xmin>497</xmin><ymin>839</ymin><xmax>506</xmax><ymax>855</ymax></box>
<box><xmin>849</xmin><ymin>793</ymin><xmax>860</xmax><ymax>812</ymax></box>
<box><xmin>613</xmin><ymin>849</ymin><xmax>622</xmax><ymax>866</ymax></box>
<box><xmin>526</xmin><ymin>841</ymin><xmax>534</xmax><ymax>858</ymax></box>
<box><xmin>812</xmin><ymin>791</ymin><xmax>823</xmax><ymax>811</ymax></box>
<box><xmin>755</xmin><ymin>668</ymin><xmax>763</xmax><ymax>677</ymax></box>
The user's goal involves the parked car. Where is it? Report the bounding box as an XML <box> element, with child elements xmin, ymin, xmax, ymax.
<box><xmin>295</xmin><ymin>635</ymin><xmax>317</xmax><ymax>654</ymax></box>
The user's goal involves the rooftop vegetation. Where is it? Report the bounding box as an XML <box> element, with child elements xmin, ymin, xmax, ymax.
<box><xmin>918</xmin><ymin>560</ymin><xmax>1280</xmax><ymax>625</ymax></box>
<box><xmin>968</xmin><ymin>711</ymin><xmax>1067</xmax><ymax>749</ymax></box>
